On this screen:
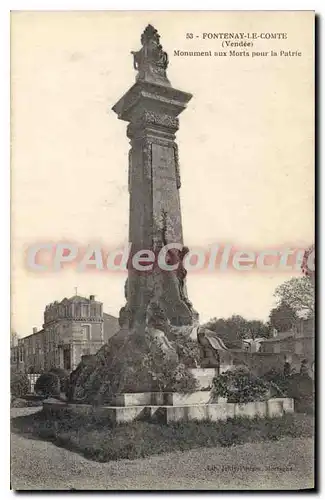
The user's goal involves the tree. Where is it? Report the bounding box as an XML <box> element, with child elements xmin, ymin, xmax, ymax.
<box><xmin>274</xmin><ymin>276</ymin><xmax>314</xmax><ymax>318</ymax></box>
<box><xmin>269</xmin><ymin>302</ymin><xmax>298</xmax><ymax>332</ymax></box>
<box><xmin>246</xmin><ymin>319</ymin><xmax>270</xmax><ymax>339</ymax></box>
<box><xmin>11</xmin><ymin>373</ymin><xmax>30</xmax><ymax>397</ymax></box>
<box><xmin>205</xmin><ymin>315</ymin><xmax>270</xmax><ymax>344</ymax></box>
<box><xmin>10</xmin><ymin>330</ymin><xmax>18</xmax><ymax>347</ymax></box>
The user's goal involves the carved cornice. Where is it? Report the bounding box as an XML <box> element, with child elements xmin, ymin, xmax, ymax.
<box><xmin>135</xmin><ymin>111</ymin><xmax>179</xmax><ymax>130</ymax></box>
<box><xmin>43</xmin><ymin>317</ymin><xmax>104</xmax><ymax>328</ymax></box>
<box><xmin>126</xmin><ymin>110</ymin><xmax>179</xmax><ymax>141</ymax></box>
<box><xmin>73</xmin><ymin>317</ymin><xmax>104</xmax><ymax>322</ymax></box>
<box><xmin>127</xmin><ymin>123</ymin><xmax>176</xmax><ymax>142</ymax></box>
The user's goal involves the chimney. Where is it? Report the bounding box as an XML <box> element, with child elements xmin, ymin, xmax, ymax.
<box><xmin>33</xmin><ymin>327</ymin><xmax>37</xmax><ymax>334</ymax></box>
<box><xmin>89</xmin><ymin>295</ymin><xmax>95</xmax><ymax>301</ymax></box>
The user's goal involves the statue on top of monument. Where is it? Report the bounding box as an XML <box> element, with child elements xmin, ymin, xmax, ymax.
<box><xmin>131</xmin><ymin>24</ymin><xmax>170</xmax><ymax>86</ymax></box>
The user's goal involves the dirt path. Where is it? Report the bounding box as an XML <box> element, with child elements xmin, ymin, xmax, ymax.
<box><xmin>11</xmin><ymin>408</ymin><xmax>314</xmax><ymax>490</ymax></box>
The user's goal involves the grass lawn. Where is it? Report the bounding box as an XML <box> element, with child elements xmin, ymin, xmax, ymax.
<box><xmin>11</xmin><ymin>409</ymin><xmax>314</xmax><ymax>463</ymax></box>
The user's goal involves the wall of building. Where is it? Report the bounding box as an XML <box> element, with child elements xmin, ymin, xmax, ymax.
<box><xmin>232</xmin><ymin>350</ymin><xmax>312</xmax><ymax>377</ymax></box>
<box><xmin>11</xmin><ymin>294</ymin><xmax>119</xmax><ymax>375</ymax></box>
<box><xmin>23</xmin><ymin>330</ymin><xmax>46</xmax><ymax>373</ymax></box>
<box><xmin>258</xmin><ymin>318</ymin><xmax>314</xmax><ymax>370</ymax></box>
<box><xmin>103</xmin><ymin>313</ymin><xmax>119</xmax><ymax>342</ymax></box>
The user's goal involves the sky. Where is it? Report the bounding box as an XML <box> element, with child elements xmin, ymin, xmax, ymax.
<box><xmin>11</xmin><ymin>11</ymin><xmax>314</xmax><ymax>335</ymax></box>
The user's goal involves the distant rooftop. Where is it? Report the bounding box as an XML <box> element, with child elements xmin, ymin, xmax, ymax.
<box><xmin>260</xmin><ymin>331</ymin><xmax>294</xmax><ymax>343</ymax></box>
<box><xmin>68</xmin><ymin>295</ymin><xmax>91</xmax><ymax>302</ymax></box>
<box><xmin>47</xmin><ymin>294</ymin><xmax>102</xmax><ymax>306</ymax></box>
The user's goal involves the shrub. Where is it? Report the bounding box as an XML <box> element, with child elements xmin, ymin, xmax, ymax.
<box><xmin>174</xmin><ymin>336</ymin><xmax>200</xmax><ymax>367</ymax></box>
<box><xmin>142</xmin><ymin>342</ymin><xmax>198</xmax><ymax>394</ymax></box>
<box><xmin>35</xmin><ymin>372</ymin><xmax>60</xmax><ymax>397</ymax></box>
<box><xmin>212</xmin><ymin>368</ymin><xmax>270</xmax><ymax>403</ymax></box>
<box><xmin>287</xmin><ymin>373</ymin><xmax>314</xmax><ymax>413</ymax></box>
<box><xmin>262</xmin><ymin>370</ymin><xmax>314</xmax><ymax>413</ymax></box>
<box><xmin>11</xmin><ymin>373</ymin><xmax>30</xmax><ymax>397</ymax></box>
<box><xmin>168</xmin><ymin>363</ymin><xmax>198</xmax><ymax>393</ymax></box>
<box><xmin>67</xmin><ymin>355</ymin><xmax>99</xmax><ymax>401</ymax></box>
<box><xmin>263</xmin><ymin>369</ymin><xmax>289</xmax><ymax>396</ymax></box>
<box><xmin>48</xmin><ymin>368</ymin><xmax>70</xmax><ymax>393</ymax></box>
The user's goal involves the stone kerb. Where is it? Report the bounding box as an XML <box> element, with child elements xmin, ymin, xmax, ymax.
<box><xmin>43</xmin><ymin>397</ymin><xmax>294</xmax><ymax>424</ymax></box>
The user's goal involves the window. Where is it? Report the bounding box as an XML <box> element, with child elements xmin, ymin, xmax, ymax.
<box><xmin>81</xmin><ymin>304</ymin><xmax>89</xmax><ymax>317</ymax></box>
<box><xmin>82</xmin><ymin>325</ymin><xmax>91</xmax><ymax>341</ymax></box>
<box><xmin>63</xmin><ymin>346</ymin><xmax>71</xmax><ymax>370</ymax></box>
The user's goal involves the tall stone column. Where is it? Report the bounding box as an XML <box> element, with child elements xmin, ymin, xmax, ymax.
<box><xmin>113</xmin><ymin>24</ymin><xmax>198</xmax><ymax>331</ymax></box>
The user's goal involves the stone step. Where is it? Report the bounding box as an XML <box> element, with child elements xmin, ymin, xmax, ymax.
<box><xmin>110</xmin><ymin>391</ymin><xmax>226</xmax><ymax>407</ymax></box>
<box><xmin>150</xmin><ymin>398</ymin><xmax>294</xmax><ymax>423</ymax></box>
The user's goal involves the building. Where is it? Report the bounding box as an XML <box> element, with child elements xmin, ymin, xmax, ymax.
<box><xmin>11</xmin><ymin>294</ymin><xmax>119</xmax><ymax>374</ymax></box>
<box><xmin>260</xmin><ymin>318</ymin><xmax>314</xmax><ymax>355</ymax></box>
<box><xmin>259</xmin><ymin>317</ymin><xmax>315</xmax><ymax>375</ymax></box>
<box><xmin>241</xmin><ymin>338</ymin><xmax>265</xmax><ymax>353</ymax></box>
<box><xmin>220</xmin><ymin>318</ymin><xmax>315</xmax><ymax>379</ymax></box>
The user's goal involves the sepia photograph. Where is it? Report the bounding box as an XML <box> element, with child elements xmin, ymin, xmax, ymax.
<box><xmin>10</xmin><ymin>10</ymin><xmax>315</xmax><ymax>491</ymax></box>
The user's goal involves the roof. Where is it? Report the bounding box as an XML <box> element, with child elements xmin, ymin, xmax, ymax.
<box><xmin>242</xmin><ymin>338</ymin><xmax>265</xmax><ymax>344</ymax></box>
<box><xmin>260</xmin><ymin>332</ymin><xmax>294</xmax><ymax>343</ymax></box>
<box><xmin>103</xmin><ymin>312</ymin><xmax>119</xmax><ymax>321</ymax></box>
<box><xmin>47</xmin><ymin>295</ymin><xmax>103</xmax><ymax>306</ymax></box>
<box><xmin>200</xmin><ymin>332</ymin><xmax>229</xmax><ymax>351</ymax></box>
<box><xmin>68</xmin><ymin>295</ymin><xmax>89</xmax><ymax>302</ymax></box>
<box><xmin>20</xmin><ymin>329</ymin><xmax>44</xmax><ymax>340</ymax></box>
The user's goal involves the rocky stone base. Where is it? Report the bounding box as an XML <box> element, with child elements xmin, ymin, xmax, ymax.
<box><xmin>68</xmin><ymin>328</ymin><xmax>205</xmax><ymax>403</ymax></box>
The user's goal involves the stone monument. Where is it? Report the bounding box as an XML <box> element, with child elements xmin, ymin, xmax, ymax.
<box><xmin>68</xmin><ymin>25</ymin><xmax>227</xmax><ymax>408</ymax></box>
<box><xmin>49</xmin><ymin>25</ymin><xmax>296</xmax><ymax>424</ymax></box>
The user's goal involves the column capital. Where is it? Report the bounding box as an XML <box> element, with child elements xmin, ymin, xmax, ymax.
<box><xmin>112</xmin><ymin>80</ymin><xmax>192</xmax><ymax>124</ymax></box>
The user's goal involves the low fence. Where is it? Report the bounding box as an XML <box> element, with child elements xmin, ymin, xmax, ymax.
<box><xmin>27</xmin><ymin>374</ymin><xmax>41</xmax><ymax>393</ymax></box>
